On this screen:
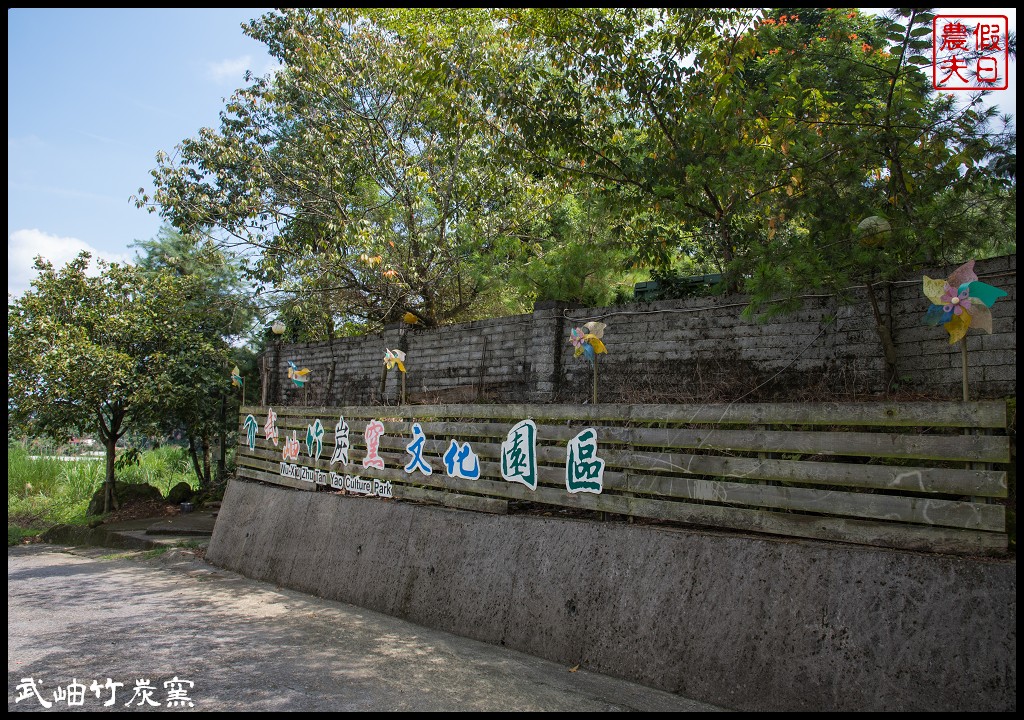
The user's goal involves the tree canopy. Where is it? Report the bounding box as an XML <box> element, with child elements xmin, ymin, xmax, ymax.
<box><xmin>142</xmin><ymin>8</ymin><xmax>554</xmax><ymax>328</ymax></box>
<box><xmin>139</xmin><ymin>8</ymin><xmax>1015</xmax><ymax>338</ymax></box>
<box><xmin>131</xmin><ymin>228</ymin><xmax>257</xmax><ymax>486</ymax></box>
<box><xmin>8</xmin><ymin>250</ymin><xmax>241</xmax><ymax>511</ymax></box>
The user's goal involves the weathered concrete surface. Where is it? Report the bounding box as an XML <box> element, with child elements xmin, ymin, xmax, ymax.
<box><xmin>208</xmin><ymin>480</ymin><xmax>1016</xmax><ymax>712</ymax></box>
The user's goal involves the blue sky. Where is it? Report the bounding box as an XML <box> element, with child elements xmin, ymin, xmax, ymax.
<box><xmin>7</xmin><ymin>8</ymin><xmax>275</xmax><ymax>296</ymax></box>
<box><xmin>7</xmin><ymin>8</ymin><xmax>1017</xmax><ymax>298</ymax></box>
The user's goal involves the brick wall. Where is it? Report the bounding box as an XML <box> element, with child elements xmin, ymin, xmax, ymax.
<box><xmin>264</xmin><ymin>254</ymin><xmax>1015</xmax><ymax>405</ymax></box>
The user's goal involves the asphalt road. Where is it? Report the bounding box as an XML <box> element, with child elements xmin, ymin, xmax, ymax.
<box><xmin>9</xmin><ymin>545</ymin><xmax>724</xmax><ymax>712</ymax></box>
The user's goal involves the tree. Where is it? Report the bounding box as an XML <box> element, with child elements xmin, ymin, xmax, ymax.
<box><xmin>506</xmin><ymin>194</ymin><xmax>641</xmax><ymax>306</ymax></box>
<box><xmin>440</xmin><ymin>8</ymin><xmax>763</xmax><ymax>284</ymax></box>
<box><xmin>441</xmin><ymin>8</ymin><xmax>1014</xmax><ymax>297</ymax></box>
<box><xmin>733</xmin><ymin>10</ymin><xmax>1014</xmax><ymax>293</ymax></box>
<box><xmin>8</xmin><ymin>253</ymin><xmax>234</xmax><ymax>513</ymax></box>
<box><xmin>131</xmin><ymin>228</ymin><xmax>256</xmax><ymax>487</ymax></box>
<box><xmin>139</xmin><ymin>7</ymin><xmax>1014</xmax><ymax>328</ymax></box>
<box><xmin>140</xmin><ymin>8</ymin><xmax>554</xmax><ymax>329</ymax></box>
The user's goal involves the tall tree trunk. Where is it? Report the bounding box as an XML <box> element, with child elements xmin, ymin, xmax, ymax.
<box><xmin>187</xmin><ymin>435</ymin><xmax>204</xmax><ymax>487</ymax></box>
<box><xmin>97</xmin><ymin>407</ymin><xmax>121</xmax><ymax>514</ymax></box>
<box><xmin>103</xmin><ymin>436</ymin><xmax>119</xmax><ymax>514</ymax></box>
<box><xmin>865</xmin><ymin>281</ymin><xmax>898</xmax><ymax>390</ymax></box>
<box><xmin>202</xmin><ymin>434</ymin><xmax>212</xmax><ymax>487</ymax></box>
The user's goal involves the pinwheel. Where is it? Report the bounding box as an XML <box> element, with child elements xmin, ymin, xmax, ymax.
<box><xmin>231</xmin><ymin>364</ymin><xmax>246</xmax><ymax>403</ymax></box>
<box><xmin>287</xmin><ymin>361</ymin><xmax>311</xmax><ymax>388</ymax></box>
<box><xmin>383</xmin><ymin>348</ymin><xmax>407</xmax><ymax>373</ymax></box>
<box><xmin>570</xmin><ymin>321</ymin><xmax>608</xmax><ymax>365</ymax></box>
<box><xmin>382</xmin><ymin>349</ymin><xmax>408</xmax><ymax>404</ymax></box>
<box><xmin>923</xmin><ymin>260</ymin><xmax>1007</xmax><ymax>344</ymax></box>
<box><xmin>569</xmin><ymin>321</ymin><xmax>608</xmax><ymax>404</ymax></box>
<box><xmin>923</xmin><ymin>259</ymin><xmax>1008</xmax><ymax>401</ymax></box>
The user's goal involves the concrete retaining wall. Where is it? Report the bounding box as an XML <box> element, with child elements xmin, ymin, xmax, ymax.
<box><xmin>207</xmin><ymin>479</ymin><xmax>1016</xmax><ymax>711</ymax></box>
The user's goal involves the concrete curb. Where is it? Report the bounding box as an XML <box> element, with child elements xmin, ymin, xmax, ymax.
<box><xmin>40</xmin><ymin>510</ymin><xmax>217</xmax><ymax>550</ymax></box>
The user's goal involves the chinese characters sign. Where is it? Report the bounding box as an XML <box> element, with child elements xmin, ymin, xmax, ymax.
<box><xmin>933</xmin><ymin>15</ymin><xmax>1009</xmax><ymax>90</ymax></box>
<box><xmin>501</xmin><ymin>420</ymin><xmax>538</xmax><ymax>490</ymax></box>
<box><xmin>566</xmin><ymin>428</ymin><xmax>605</xmax><ymax>494</ymax></box>
<box><xmin>242</xmin><ymin>409</ymin><xmax>613</xmax><ymax>499</ymax></box>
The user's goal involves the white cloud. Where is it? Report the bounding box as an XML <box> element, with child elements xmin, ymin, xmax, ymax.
<box><xmin>8</xmin><ymin>229</ymin><xmax>130</xmax><ymax>298</ymax></box>
<box><xmin>207</xmin><ymin>55</ymin><xmax>252</xmax><ymax>83</ymax></box>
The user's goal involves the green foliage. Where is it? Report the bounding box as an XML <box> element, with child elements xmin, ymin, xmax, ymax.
<box><xmin>9</xmin><ymin>254</ymin><xmax>187</xmax><ymax>446</ymax></box>
<box><xmin>141</xmin><ymin>8</ymin><xmax>555</xmax><ymax>328</ymax></box>
<box><xmin>644</xmin><ymin>268</ymin><xmax>723</xmax><ymax>302</ymax></box>
<box><xmin>136</xmin><ymin>7</ymin><xmax>1014</xmax><ymax>323</ymax></box>
<box><xmin>8</xmin><ymin>250</ymin><xmax>239</xmax><ymax>510</ymax></box>
<box><xmin>448</xmin><ymin>8</ymin><xmax>1015</xmax><ymax>301</ymax></box>
<box><xmin>8</xmin><ymin>444</ymin><xmax>102</xmax><ymax>536</ymax></box>
<box><xmin>458</xmin><ymin>8</ymin><xmax>765</xmax><ymax>283</ymax></box>
<box><xmin>132</xmin><ymin>227</ymin><xmax>254</xmax><ymax>342</ymax></box>
<box><xmin>130</xmin><ymin>229</ymin><xmax>255</xmax><ymax>487</ymax></box>
<box><xmin>7</xmin><ymin>444</ymin><xmax>197</xmax><ymax>543</ymax></box>
<box><xmin>721</xmin><ymin>9</ymin><xmax>1015</xmax><ymax>306</ymax></box>
<box><xmin>507</xmin><ymin>195</ymin><xmax>643</xmax><ymax>306</ymax></box>
<box><xmin>115</xmin><ymin>446</ymin><xmax>142</xmax><ymax>472</ymax></box>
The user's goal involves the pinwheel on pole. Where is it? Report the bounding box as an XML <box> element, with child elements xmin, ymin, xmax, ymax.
<box><xmin>922</xmin><ymin>259</ymin><xmax>1008</xmax><ymax>401</ymax></box>
<box><xmin>231</xmin><ymin>364</ymin><xmax>244</xmax><ymax>404</ymax></box>
<box><xmin>569</xmin><ymin>321</ymin><xmax>608</xmax><ymax>404</ymax></box>
<box><xmin>287</xmin><ymin>360</ymin><xmax>311</xmax><ymax>387</ymax></box>
<box><xmin>383</xmin><ymin>348</ymin><xmax>407</xmax><ymax>405</ymax></box>
<box><xmin>287</xmin><ymin>360</ymin><xmax>312</xmax><ymax>405</ymax></box>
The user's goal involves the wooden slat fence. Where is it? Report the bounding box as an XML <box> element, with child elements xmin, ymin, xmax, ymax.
<box><xmin>235</xmin><ymin>402</ymin><xmax>1010</xmax><ymax>555</ymax></box>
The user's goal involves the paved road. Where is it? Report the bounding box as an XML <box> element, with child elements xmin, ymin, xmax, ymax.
<box><xmin>9</xmin><ymin>545</ymin><xmax>724</xmax><ymax>712</ymax></box>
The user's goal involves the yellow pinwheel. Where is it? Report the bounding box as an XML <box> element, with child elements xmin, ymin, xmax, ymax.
<box><xmin>569</xmin><ymin>321</ymin><xmax>608</xmax><ymax>364</ymax></box>
<box><xmin>384</xmin><ymin>348</ymin><xmax>406</xmax><ymax>373</ymax></box>
<box><xmin>287</xmin><ymin>361</ymin><xmax>311</xmax><ymax>387</ymax></box>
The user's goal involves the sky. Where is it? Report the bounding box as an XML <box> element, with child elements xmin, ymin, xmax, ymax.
<box><xmin>7</xmin><ymin>8</ymin><xmax>1018</xmax><ymax>298</ymax></box>
<box><xmin>7</xmin><ymin>8</ymin><xmax>276</xmax><ymax>297</ymax></box>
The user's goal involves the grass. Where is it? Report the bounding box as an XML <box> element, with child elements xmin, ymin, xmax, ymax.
<box><xmin>116</xmin><ymin>445</ymin><xmax>197</xmax><ymax>496</ymax></box>
<box><xmin>99</xmin><ymin>539</ymin><xmax>207</xmax><ymax>562</ymax></box>
<box><xmin>8</xmin><ymin>445</ymin><xmax>104</xmax><ymax>538</ymax></box>
<box><xmin>100</xmin><ymin>546</ymin><xmax>172</xmax><ymax>561</ymax></box>
<box><xmin>8</xmin><ymin>443</ymin><xmax>199</xmax><ymax>545</ymax></box>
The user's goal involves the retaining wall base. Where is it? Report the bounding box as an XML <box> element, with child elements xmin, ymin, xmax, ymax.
<box><xmin>207</xmin><ymin>479</ymin><xmax>1016</xmax><ymax>711</ymax></box>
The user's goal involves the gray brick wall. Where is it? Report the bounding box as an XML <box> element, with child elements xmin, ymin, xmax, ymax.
<box><xmin>264</xmin><ymin>254</ymin><xmax>1015</xmax><ymax>405</ymax></box>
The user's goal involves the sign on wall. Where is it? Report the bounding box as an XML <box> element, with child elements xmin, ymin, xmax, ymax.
<box><xmin>242</xmin><ymin>410</ymin><xmax>606</xmax><ymax>499</ymax></box>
